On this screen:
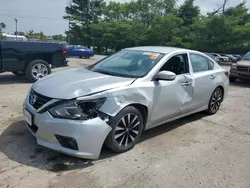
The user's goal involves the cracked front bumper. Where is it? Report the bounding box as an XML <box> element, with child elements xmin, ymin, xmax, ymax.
<box><xmin>23</xmin><ymin>95</ymin><xmax>112</xmax><ymax>160</ymax></box>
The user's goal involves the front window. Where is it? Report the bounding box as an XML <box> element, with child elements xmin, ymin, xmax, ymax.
<box><xmin>88</xmin><ymin>50</ymin><xmax>165</xmax><ymax>78</ymax></box>
<box><xmin>242</xmin><ymin>52</ymin><xmax>250</xmax><ymax>60</ymax></box>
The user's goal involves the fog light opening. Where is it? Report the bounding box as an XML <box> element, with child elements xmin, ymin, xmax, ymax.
<box><xmin>55</xmin><ymin>134</ymin><xmax>79</xmax><ymax>151</ymax></box>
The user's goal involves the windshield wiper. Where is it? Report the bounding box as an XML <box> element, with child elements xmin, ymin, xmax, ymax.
<box><xmin>94</xmin><ymin>70</ymin><xmax>117</xmax><ymax>76</ymax></box>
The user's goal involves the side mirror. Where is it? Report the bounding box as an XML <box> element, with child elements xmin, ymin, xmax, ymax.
<box><xmin>154</xmin><ymin>71</ymin><xmax>176</xmax><ymax>81</ymax></box>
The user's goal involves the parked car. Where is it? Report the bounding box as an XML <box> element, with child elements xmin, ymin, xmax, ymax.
<box><xmin>66</xmin><ymin>45</ymin><xmax>94</xmax><ymax>59</ymax></box>
<box><xmin>211</xmin><ymin>53</ymin><xmax>229</xmax><ymax>62</ymax></box>
<box><xmin>23</xmin><ymin>46</ymin><xmax>229</xmax><ymax>159</ymax></box>
<box><xmin>0</xmin><ymin>40</ymin><xmax>67</xmax><ymax>82</ymax></box>
<box><xmin>232</xmin><ymin>54</ymin><xmax>242</xmax><ymax>61</ymax></box>
<box><xmin>203</xmin><ymin>52</ymin><xmax>220</xmax><ymax>62</ymax></box>
<box><xmin>230</xmin><ymin>51</ymin><xmax>250</xmax><ymax>82</ymax></box>
<box><xmin>221</xmin><ymin>54</ymin><xmax>237</xmax><ymax>62</ymax></box>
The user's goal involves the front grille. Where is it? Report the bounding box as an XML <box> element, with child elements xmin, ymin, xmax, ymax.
<box><xmin>29</xmin><ymin>89</ymin><xmax>52</xmax><ymax>110</ymax></box>
<box><xmin>237</xmin><ymin>66</ymin><xmax>249</xmax><ymax>72</ymax></box>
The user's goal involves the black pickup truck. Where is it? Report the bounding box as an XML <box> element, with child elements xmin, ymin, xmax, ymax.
<box><xmin>0</xmin><ymin>40</ymin><xmax>67</xmax><ymax>82</ymax></box>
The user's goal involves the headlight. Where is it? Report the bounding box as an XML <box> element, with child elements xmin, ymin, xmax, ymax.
<box><xmin>49</xmin><ymin>98</ymin><xmax>106</xmax><ymax>120</ymax></box>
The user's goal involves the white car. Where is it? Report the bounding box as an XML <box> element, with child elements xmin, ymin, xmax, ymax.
<box><xmin>23</xmin><ymin>46</ymin><xmax>229</xmax><ymax>159</ymax></box>
<box><xmin>211</xmin><ymin>53</ymin><xmax>229</xmax><ymax>62</ymax></box>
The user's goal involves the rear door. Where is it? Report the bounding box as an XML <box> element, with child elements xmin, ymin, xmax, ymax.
<box><xmin>189</xmin><ymin>53</ymin><xmax>217</xmax><ymax>109</ymax></box>
<box><xmin>1</xmin><ymin>41</ymin><xmax>26</xmax><ymax>71</ymax></box>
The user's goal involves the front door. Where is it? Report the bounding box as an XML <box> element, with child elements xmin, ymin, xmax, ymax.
<box><xmin>149</xmin><ymin>53</ymin><xmax>194</xmax><ymax>128</ymax></box>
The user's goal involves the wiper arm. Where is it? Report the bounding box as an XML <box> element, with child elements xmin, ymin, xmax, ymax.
<box><xmin>94</xmin><ymin>70</ymin><xmax>116</xmax><ymax>76</ymax></box>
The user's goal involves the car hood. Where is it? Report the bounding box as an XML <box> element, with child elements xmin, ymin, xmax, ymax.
<box><xmin>32</xmin><ymin>67</ymin><xmax>135</xmax><ymax>99</ymax></box>
<box><xmin>237</xmin><ymin>60</ymin><xmax>250</xmax><ymax>66</ymax></box>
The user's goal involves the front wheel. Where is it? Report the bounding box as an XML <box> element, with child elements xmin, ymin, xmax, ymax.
<box><xmin>206</xmin><ymin>87</ymin><xmax>223</xmax><ymax>115</ymax></box>
<box><xmin>26</xmin><ymin>60</ymin><xmax>51</xmax><ymax>82</ymax></box>
<box><xmin>105</xmin><ymin>106</ymin><xmax>144</xmax><ymax>153</ymax></box>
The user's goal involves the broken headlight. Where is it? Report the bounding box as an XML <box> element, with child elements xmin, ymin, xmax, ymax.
<box><xmin>49</xmin><ymin>98</ymin><xmax>106</xmax><ymax>120</ymax></box>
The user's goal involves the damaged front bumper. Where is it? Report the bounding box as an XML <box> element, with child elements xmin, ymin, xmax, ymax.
<box><xmin>23</xmin><ymin>96</ymin><xmax>112</xmax><ymax>160</ymax></box>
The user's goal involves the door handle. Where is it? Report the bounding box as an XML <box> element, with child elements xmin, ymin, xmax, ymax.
<box><xmin>210</xmin><ymin>75</ymin><xmax>216</xmax><ymax>79</ymax></box>
<box><xmin>181</xmin><ymin>81</ymin><xmax>192</xmax><ymax>87</ymax></box>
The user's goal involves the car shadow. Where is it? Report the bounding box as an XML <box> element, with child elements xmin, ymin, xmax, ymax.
<box><xmin>0</xmin><ymin>112</ymin><xmax>206</xmax><ymax>172</ymax></box>
<box><xmin>230</xmin><ymin>80</ymin><xmax>250</xmax><ymax>88</ymax></box>
<box><xmin>0</xmin><ymin>74</ymin><xmax>30</xmax><ymax>85</ymax></box>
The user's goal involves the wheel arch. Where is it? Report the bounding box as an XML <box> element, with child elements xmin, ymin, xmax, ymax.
<box><xmin>217</xmin><ymin>85</ymin><xmax>225</xmax><ymax>101</ymax></box>
<box><xmin>129</xmin><ymin>103</ymin><xmax>148</xmax><ymax>126</ymax></box>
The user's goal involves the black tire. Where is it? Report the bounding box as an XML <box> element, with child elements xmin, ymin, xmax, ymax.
<box><xmin>85</xmin><ymin>56</ymin><xmax>90</xmax><ymax>59</ymax></box>
<box><xmin>206</xmin><ymin>87</ymin><xmax>223</xmax><ymax>115</ymax></box>
<box><xmin>79</xmin><ymin>56</ymin><xmax>83</xmax><ymax>59</ymax></box>
<box><xmin>26</xmin><ymin>59</ymin><xmax>51</xmax><ymax>82</ymax></box>
<box><xmin>105</xmin><ymin>106</ymin><xmax>144</xmax><ymax>153</ymax></box>
<box><xmin>12</xmin><ymin>71</ymin><xmax>26</xmax><ymax>76</ymax></box>
<box><xmin>229</xmin><ymin>76</ymin><xmax>237</xmax><ymax>82</ymax></box>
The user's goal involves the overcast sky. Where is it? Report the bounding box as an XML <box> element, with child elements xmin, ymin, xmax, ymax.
<box><xmin>1</xmin><ymin>0</ymin><xmax>249</xmax><ymax>36</ymax></box>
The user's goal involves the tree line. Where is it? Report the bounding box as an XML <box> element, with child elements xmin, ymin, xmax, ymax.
<box><xmin>65</xmin><ymin>0</ymin><xmax>250</xmax><ymax>54</ymax></box>
<box><xmin>0</xmin><ymin>24</ymin><xmax>66</xmax><ymax>41</ymax></box>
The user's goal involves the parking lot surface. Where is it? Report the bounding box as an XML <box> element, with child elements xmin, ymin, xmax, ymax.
<box><xmin>0</xmin><ymin>57</ymin><xmax>250</xmax><ymax>188</ymax></box>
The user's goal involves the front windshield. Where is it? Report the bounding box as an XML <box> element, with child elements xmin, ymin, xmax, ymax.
<box><xmin>242</xmin><ymin>52</ymin><xmax>250</xmax><ymax>60</ymax></box>
<box><xmin>88</xmin><ymin>50</ymin><xmax>165</xmax><ymax>78</ymax></box>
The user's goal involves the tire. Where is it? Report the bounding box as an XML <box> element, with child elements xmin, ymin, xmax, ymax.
<box><xmin>229</xmin><ymin>76</ymin><xmax>237</xmax><ymax>82</ymax></box>
<box><xmin>206</xmin><ymin>87</ymin><xmax>223</xmax><ymax>115</ymax></box>
<box><xmin>26</xmin><ymin>59</ymin><xmax>51</xmax><ymax>82</ymax></box>
<box><xmin>79</xmin><ymin>56</ymin><xmax>83</xmax><ymax>59</ymax></box>
<box><xmin>85</xmin><ymin>56</ymin><xmax>90</xmax><ymax>59</ymax></box>
<box><xmin>12</xmin><ymin>71</ymin><xmax>26</xmax><ymax>76</ymax></box>
<box><xmin>105</xmin><ymin>106</ymin><xmax>144</xmax><ymax>153</ymax></box>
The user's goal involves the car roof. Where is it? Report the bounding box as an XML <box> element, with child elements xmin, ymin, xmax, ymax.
<box><xmin>125</xmin><ymin>46</ymin><xmax>188</xmax><ymax>54</ymax></box>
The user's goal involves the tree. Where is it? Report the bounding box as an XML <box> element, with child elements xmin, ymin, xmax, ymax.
<box><xmin>52</xmin><ymin>34</ymin><xmax>66</xmax><ymax>41</ymax></box>
<box><xmin>65</xmin><ymin>0</ymin><xmax>106</xmax><ymax>25</ymax></box>
<box><xmin>178</xmin><ymin>0</ymin><xmax>200</xmax><ymax>26</ymax></box>
<box><xmin>0</xmin><ymin>22</ymin><xmax>6</xmax><ymax>33</ymax></box>
<box><xmin>65</xmin><ymin>0</ymin><xmax>250</xmax><ymax>54</ymax></box>
<box><xmin>14</xmin><ymin>31</ymin><xmax>25</xmax><ymax>36</ymax></box>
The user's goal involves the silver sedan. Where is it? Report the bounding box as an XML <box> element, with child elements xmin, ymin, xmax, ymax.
<box><xmin>23</xmin><ymin>46</ymin><xmax>229</xmax><ymax>159</ymax></box>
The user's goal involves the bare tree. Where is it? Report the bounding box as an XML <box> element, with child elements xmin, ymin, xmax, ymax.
<box><xmin>209</xmin><ymin>0</ymin><xmax>229</xmax><ymax>16</ymax></box>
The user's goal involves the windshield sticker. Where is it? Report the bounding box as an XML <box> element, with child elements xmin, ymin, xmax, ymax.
<box><xmin>150</xmin><ymin>55</ymin><xmax>159</xmax><ymax>60</ymax></box>
<box><xmin>143</xmin><ymin>52</ymin><xmax>160</xmax><ymax>56</ymax></box>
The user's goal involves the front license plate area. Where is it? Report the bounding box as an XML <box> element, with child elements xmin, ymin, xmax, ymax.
<box><xmin>24</xmin><ymin>109</ymin><xmax>33</xmax><ymax>126</ymax></box>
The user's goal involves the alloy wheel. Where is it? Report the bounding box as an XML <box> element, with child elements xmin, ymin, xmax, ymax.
<box><xmin>211</xmin><ymin>89</ymin><xmax>222</xmax><ymax>112</ymax></box>
<box><xmin>114</xmin><ymin>113</ymin><xmax>140</xmax><ymax>147</ymax></box>
<box><xmin>32</xmin><ymin>63</ymin><xmax>49</xmax><ymax>80</ymax></box>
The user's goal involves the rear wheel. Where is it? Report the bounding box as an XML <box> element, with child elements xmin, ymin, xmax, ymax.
<box><xmin>12</xmin><ymin>71</ymin><xmax>25</xmax><ymax>76</ymax></box>
<box><xmin>26</xmin><ymin>59</ymin><xmax>51</xmax><ymax>82</ymax></box>
<box><xmin>206</xmin><ymin>87</ymin><xmax>223</xmax><ymax>115</ymax></box>
<box><xmin>105</xmin><ymin>106</ymin><xmax>144</xmax><ymax>153</ymax></box>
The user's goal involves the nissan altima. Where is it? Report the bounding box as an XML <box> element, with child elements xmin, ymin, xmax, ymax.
<box><xmin>23</xmin><ymin>46</ymin><xmax>229</xmax><ymax>159</ymax></box>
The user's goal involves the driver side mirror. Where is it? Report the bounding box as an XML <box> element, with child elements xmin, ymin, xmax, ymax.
<box><xmin>154</xmin><ymin>71</ymin><xmax>176</xmax><ymax>81</ymax></box>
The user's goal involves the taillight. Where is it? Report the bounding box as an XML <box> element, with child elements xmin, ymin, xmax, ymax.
<box><xmin>63</xmin><ymin>48</ymin><xmax>67</xmax><ymax>56</ymax></box>
<box><xmin>224</xmin><ymin>71</ymin><xmax>229</xmax><ymax>78</ymax></box>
